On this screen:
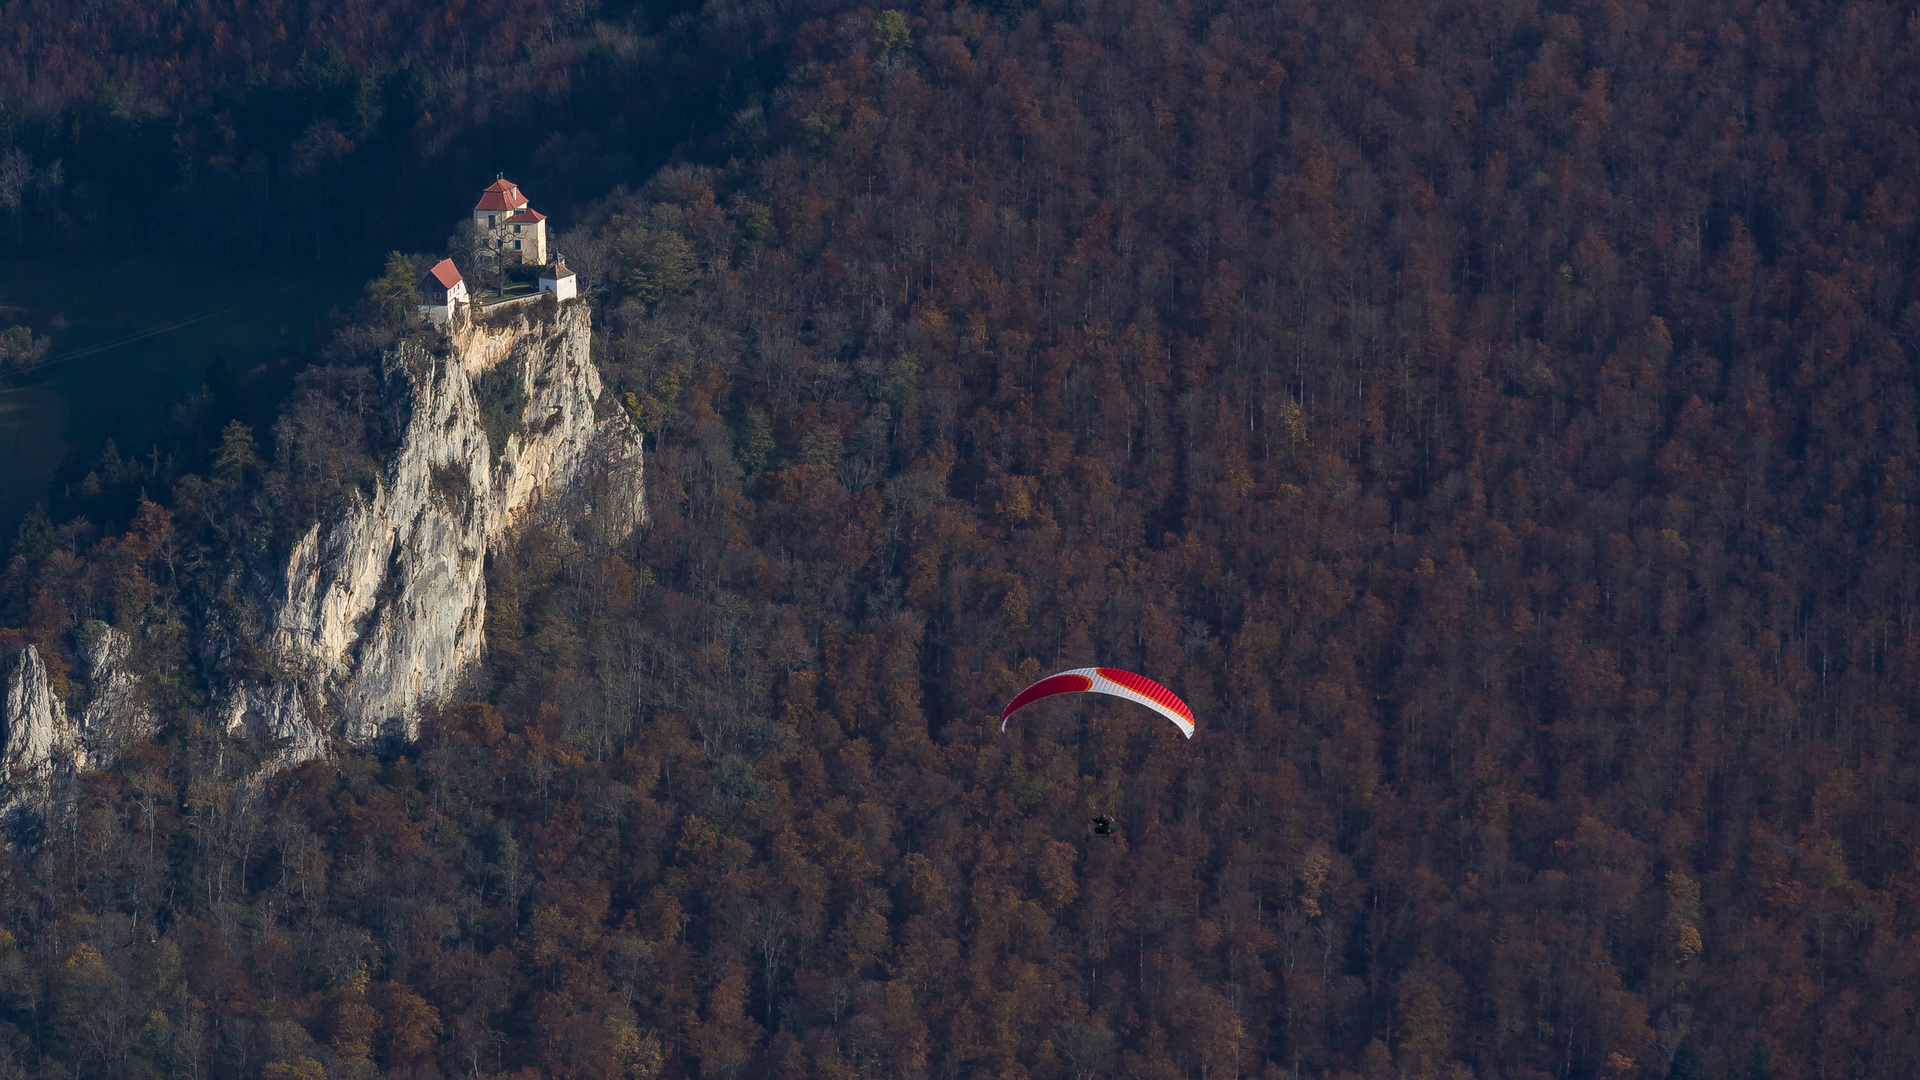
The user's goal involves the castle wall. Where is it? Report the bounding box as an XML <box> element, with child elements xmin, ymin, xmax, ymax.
<box><xmin>499</xmin><ymin>219</ymin><xmax>546</xmax><ymax>264</ymax></box>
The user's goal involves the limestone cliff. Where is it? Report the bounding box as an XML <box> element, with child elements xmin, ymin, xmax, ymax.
<box><xmin>3</xmin><ymin>645</ymin><xmax>77</xmax><ymax>786</ymax></box>
<box><xmin>3</xmin><ymin>626</ymin><xmax>160</xmax><ymax>808</ymax></box>
<box><xmin>78</xmin><ymin>622</ymin><xmax>157</xmax><ymax>769</ymax></box>
<box><xmin>224</xmin><ymin>682</ymin><xmax>327</xmax><ymax>775</ymax></box>
<box><xmin>266</xmin><ymin>301</ymin><xmax>643</xmax><ymax>753</ymax></box>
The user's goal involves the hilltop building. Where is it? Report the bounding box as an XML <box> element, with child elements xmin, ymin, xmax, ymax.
<box><xmin>419</xmin><ymin>258</ymin><xmax>467</xmax><ymax>324</ymax></box>
<box><xmin>474</xmin><ymin>176</ymin><xmax>548</xmax><ymax>265</ymax></box>
<box><xmin>417</xmin><ymin>179</ymin><xmax>575</xmax><ymax>325</ymax></box>
<box><xmin>539</xmin><ymin>257</ymin><xmax>577</xmax><ymax>302</ymax></box>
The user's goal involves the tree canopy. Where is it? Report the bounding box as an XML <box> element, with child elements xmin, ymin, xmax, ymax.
<box><xmin>2</xmin><ymin>0</ymin><xmax>1920</xmax><ymax>1078</ymax></box>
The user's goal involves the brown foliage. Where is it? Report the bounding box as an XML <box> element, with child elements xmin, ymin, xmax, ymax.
<box><xmin>6</xmin><ymin>0</ymin><xmax>1920</xmax><ymax>1078</ymax></box>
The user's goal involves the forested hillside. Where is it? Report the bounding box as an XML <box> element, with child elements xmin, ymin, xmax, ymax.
<box><xmin>0</xmin><ymin>0</ymin><xmax>775</xmax><ymax>258</ymax></box>
<box><xmin>2</xmin><ymin>0</ymin><xmax>1920</xmax><ymax>1078</ymax></box>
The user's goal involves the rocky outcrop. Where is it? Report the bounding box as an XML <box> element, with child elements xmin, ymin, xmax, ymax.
<box><xmin>267</xmin><ymin>301</ymin><xmax>643</xmax><ymax>753</ymax></box>
<box><xmin>77</xmin><ymin>622</ymin><xmax>157</xmax><ymax>769</ymax></box>
<box><xmin>225</xmin><ymin>683</ymin><xmax>328</xmax><ymax>775</ymax></box>
<box><xmin>4</xmin><ymin>626</ymin><xmax>163</xmax><ymax>811</ymax></box>
<box><xmin>0</xmin><ymin>302</ymin><xmax>642</xmax><ymax>798</ymax></box>
<box><xmin>273</xmin><ymin>332</ymin><xmax>494</xmax><ymax>747</ymax></box>
<box><xmin>3</xmin><ymin>645</ymin><xmax>77</xmax><ymax>785</ymax></box>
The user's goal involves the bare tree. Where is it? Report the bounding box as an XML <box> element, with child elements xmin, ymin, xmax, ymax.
<box><xmin>448</xmin><ymin>219</ymin><xmax>501</xmax><ymax>297</ymax></box>
<box><xmin>556</xmin><ymin>224</ymin><xmax>614</xmax><ymax>297</ymax></box>
<box><xmin>0</xmin><ymin>148</ymin><xmax>32</xmax><ymax>248</ymax></box>
<box><xmin>1058</xmin><ymin>1021</ymin><xmax>1117</xmax><ymax>1080</ymax></box>
<box><xmin>748</xmin><ymin>901</ymin><xmax>790</xmax><ymax>1059</ymax></box>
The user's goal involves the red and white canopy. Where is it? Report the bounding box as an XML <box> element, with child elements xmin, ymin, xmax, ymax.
<box><xmin>999</xmin><ymin>667</ymin><xmax>1196</xmax><ymax>737</ymax></box>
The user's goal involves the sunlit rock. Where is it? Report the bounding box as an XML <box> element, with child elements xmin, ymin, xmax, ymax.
<box><xmin>266</xmin><ymin>301</ymin><xmax>644</xmax><ymax>754</ymax></box>
<box><xmin>224</xmin><ymin>683</ymin><xmax>329</xmax><ymax>774</ymax></box>
<box><xmin>3</xmin><ymin>644</ymin><xmax>78</xmax><ymax>786</ymax></box>
<box><xmin>77</xmin><ymin>621</ymin><xmax>158</xmax><ymax>769</ymax></box>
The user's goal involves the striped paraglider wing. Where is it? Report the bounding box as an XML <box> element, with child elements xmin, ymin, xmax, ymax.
<box><xmin>999</xmin><ymin>667</ymin><xmax>1196</xmax><ymax>737</ymax></box>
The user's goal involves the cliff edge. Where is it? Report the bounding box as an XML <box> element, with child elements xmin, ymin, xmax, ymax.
<box><xmin>250</xmin><ymin>301</ymin><xmax>643</xmax><ymax>754</ymax></box>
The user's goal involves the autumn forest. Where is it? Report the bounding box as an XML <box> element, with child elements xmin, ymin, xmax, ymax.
<box><xmin>0</xmin><ymin>0</ymin><xmax>1917</xmax><ymax>1078</ymax></box>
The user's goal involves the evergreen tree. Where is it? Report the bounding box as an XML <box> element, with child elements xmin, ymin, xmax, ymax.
<box><xmin>1667</xmin><ymin>1043</ymin><xmax>1703</xmax><ymax>1080</ymax></box>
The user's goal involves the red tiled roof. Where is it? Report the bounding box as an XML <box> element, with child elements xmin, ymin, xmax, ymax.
<box><xmin>422</xmin><ymin>258</ymin><xmax>463</xmax><ymax>290</ymax></box>
<box><xmin>474</xmin><ymin>177</ymin><xmax>528</xmax><ymax>211</ymax></box>
<box><xmin>504</xmin><ymin>209</ymin><xmax>546</xmax><ymax>223</ymax></box>
<box><xmin>542</xmin><ymin>261</ymin><xmax>575</xmax><ymax>279</ymax></box>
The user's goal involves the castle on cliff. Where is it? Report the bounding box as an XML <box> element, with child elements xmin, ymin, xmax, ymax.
<box><xmin>420</xmin><ymin>177</ymin><xmax>576</xmax><ymax>324</ymax></box>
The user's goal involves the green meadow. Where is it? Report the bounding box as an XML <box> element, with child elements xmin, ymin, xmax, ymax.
<box><xmin>0</xmin><ymin>256</ymin><xmax>367</xmax><ymax>543</ymax></box>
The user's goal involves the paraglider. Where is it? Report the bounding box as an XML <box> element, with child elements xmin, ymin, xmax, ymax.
<box><xmin>999</xmin><ymin>667</ymin><xmax>1196</xmax><ymax>737</ymax></box>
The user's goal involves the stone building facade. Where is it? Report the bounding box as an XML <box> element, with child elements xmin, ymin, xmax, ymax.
<box><xmin>474</xmin><ymin>177</ymin><xmax>549</xmax><ymax>265</ymax></box>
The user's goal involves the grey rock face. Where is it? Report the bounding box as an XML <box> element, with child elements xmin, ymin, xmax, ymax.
<box><xmin>77</xmin><ymin>622</ymin><xmax>157</xmax><ymax>769</ymax></box>
<box><xmin>3</xmin><ymin>645</ymin><xmax>77</xmax><ymax>783</ymax></box>
<box><xmin>267</xmin><ymin>302</ymin><xmax>642</xmax><ymax>753</ymax></box>
<box><xmin>225</xmin><ymin>683</ymin><xmax>328</xmax><ymax>773</ymax></box>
